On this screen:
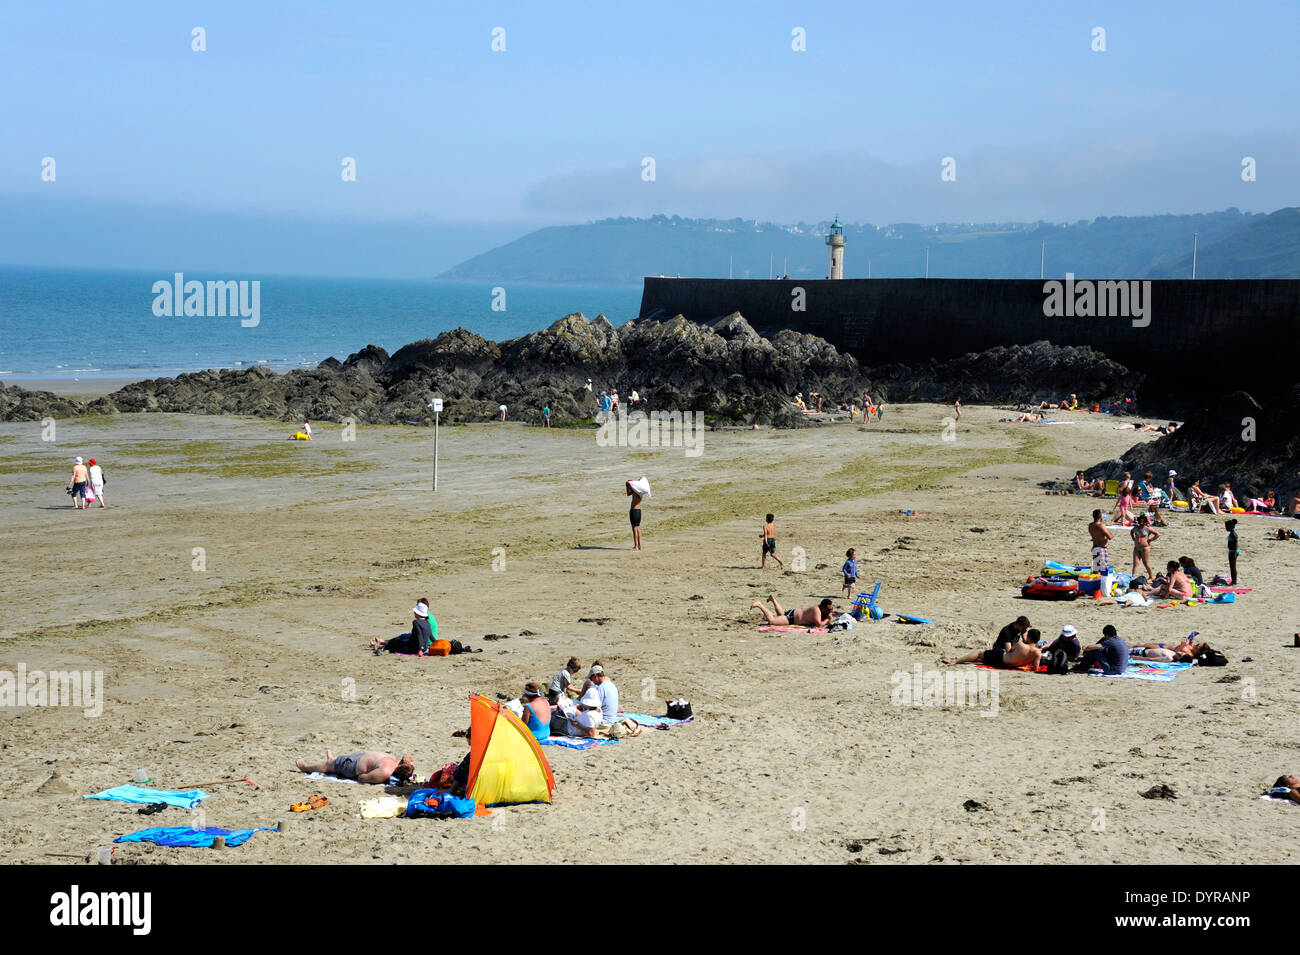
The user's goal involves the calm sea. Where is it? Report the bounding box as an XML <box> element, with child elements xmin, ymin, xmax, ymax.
<box><xmin>0</xmin><ymin>265</ymin><xmax>643</xmax><ymax>382</ymax></box>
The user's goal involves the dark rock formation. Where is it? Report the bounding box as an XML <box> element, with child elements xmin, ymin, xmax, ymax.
<box><xmin>0</xmin><ymin>382</ymin><xmax>86</xmax><ymax>421</ymax></box>
<box><xmin>0</xmin><ymin>313</ymin><xmax>875</xmax><ymax>428</ymax></box>
<box><xmin>868</xmin><ymin>340</ymin><xmax>1139</xmax><ymax>406</ymax></box>
<box><xmin>1086</xmin><ymin>386</ymin><xmax>1300</xmax><ymax>503</ymax></box>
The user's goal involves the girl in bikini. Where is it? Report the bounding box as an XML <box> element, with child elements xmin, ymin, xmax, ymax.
<box><xmin>1130</xmin><ymin>514</ymin><xmax>1158</xmax><ymax>578</ymax></box>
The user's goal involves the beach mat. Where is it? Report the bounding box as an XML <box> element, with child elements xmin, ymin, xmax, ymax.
<box><xmin>115</xmin><ymin>825</ymin><xmax>276</xmax><ymax>848</ymax></box>
<box><xmin>1094</xmin><ymin>661</ymin><xmax>1194</xmax><ymax>682</ymax></box>
<box><xmin>758</xmin><ymin>625</ymin><xmax>829</xmax><ymax>634</ymax></box>
<box><xmin>303</xmin><ymin>771</ymin><xmax>425</xmax><ymax>786</ymax></box>
<box><xmin>975</xmin><ymin>663</ymin><xmax>1047</xmax><ymax>674</ymax></box>
<box><xmin>84</xmin><ymin>785</ymin><xmax>207</xmax><ymax>809</ymax></box>
<box><xmin>617</xmin><ymin>712</ymin><xmax>693</xmax><ymax>728</ymax></box>
<box><xmin>538</xmin><ymin>736</ymin><xmax>618</xmax><ymax>750</ymax></box>
<box><xmin>1211</xmin><ymin>587</ymin><xmax>1253</xmax><ymax>594</ymax></box>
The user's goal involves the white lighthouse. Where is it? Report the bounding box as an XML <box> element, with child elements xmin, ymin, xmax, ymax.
<box><xmin>826</xmin><ymin>217</ymin><xmax>845</xmax><ymax>280</ymax></box>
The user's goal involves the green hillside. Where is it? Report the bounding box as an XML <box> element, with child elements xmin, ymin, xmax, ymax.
<box><xmin>437</xmin><ymin>210</ymin><xmax>1275</xmax><ymax>284</ymax></box>
<box><xmin>1147</xmin><ymin>207</ymin><xmax>1300</xmax><ymax>278</ymax></box>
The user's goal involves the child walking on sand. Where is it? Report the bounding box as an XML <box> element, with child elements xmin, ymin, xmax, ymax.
<box><xmin>760</xmin><ymin>513</ymin><xmax>783</xmax><ymax>569</ymax></box>
<box><xmin>842</xmin><ymin>548</ymin><xmax>859</xmax><ymax>597</ymax></box>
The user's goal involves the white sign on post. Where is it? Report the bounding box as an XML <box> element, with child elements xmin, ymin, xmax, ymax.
<box><xmin>430</xmin><ymin>398</ymin><xmax>443</xmax><ymax>413</ymax></box>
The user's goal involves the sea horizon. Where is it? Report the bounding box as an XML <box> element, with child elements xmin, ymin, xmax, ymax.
<box><xmin>0</xmin><ymin>263</ymin><xmax>643</xmax><ymax>381</ymax></box>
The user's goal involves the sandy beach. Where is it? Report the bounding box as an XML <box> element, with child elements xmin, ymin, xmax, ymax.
<box><xmin>1</xmin><ymin>404</ymin><xmax>1297</xmax><ymax>865</ymax></box>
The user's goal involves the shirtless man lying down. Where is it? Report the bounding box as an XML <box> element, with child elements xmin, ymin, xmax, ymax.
<box><xmin>752</xmin><ymin>594</ymin><xmax>835</xmax><ymax>629</ymax></box>
<box><xmin>295</xmin><ymin>749</ymin><xmax>415</xmax><ymax>784</ymax></box>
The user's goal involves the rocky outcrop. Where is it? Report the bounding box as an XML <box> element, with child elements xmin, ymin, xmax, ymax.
<box><xmin>1086</xmin><ymin>387</ymin><xmax>1300</xmax><ymax>503</ymax></box>
<box><xmin>0</xmin><ymin>382</ymin><xmax>86</xmax><ymax>422</ymax></box>
<box><xmin>0</xmin><ymin>313</ymin><xmax>875</xmax><ymax>428</ymax></box>
<box><xmin>867</xmin><ymin>340</ymin><xmax>1139</xmax><ymax>407</ymax></box>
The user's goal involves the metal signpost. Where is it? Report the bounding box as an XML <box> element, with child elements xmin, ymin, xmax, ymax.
<box><xmin>430</xmin><ymin>398</ymin><xmax>443</xmax><ymax>491</ymax></box>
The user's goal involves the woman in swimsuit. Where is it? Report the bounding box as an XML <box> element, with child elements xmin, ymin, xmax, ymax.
<box><xmin>1130</xmin><ymin>514</ymin><xmax>1158</xmax><ymax>578</ymax></box>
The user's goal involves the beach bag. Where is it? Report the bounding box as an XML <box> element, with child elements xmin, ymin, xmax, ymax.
<box><xmin>428</xmin><ymin>640</ymin><xmax>451</xmax><ymax>657</ymax></box>
<box><xmin>829</xmin><ymin>613</ymin><xmax>855</xmax><ymax>631</ymax></box>
<box><xmin>1194</xmin><ymin>648</ymin><xmax>1228</xmax><ymax>667</ymax></box>
<box><xmin>1042</xmin><ymin>649</ymin><xmax>1070</xmax><ymax>675</ymax></box>
<box><xmin>406</xmin><ymin>788</ymin><xmax>475</xmax><ymax>819</ymax></box>
<box><xmin>666</xmin><ymin>700</ymin><xmax>692</xmax><ymax>721</ymax></box>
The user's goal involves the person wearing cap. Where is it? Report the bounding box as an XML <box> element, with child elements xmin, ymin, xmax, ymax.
<box><xmin>369</xmin><ymin>598</ymin><xmax>436</xmax><ymax>654</ymax></box>
<box><xmin>67</xmin><ymin>457</ymin><xmax>89</xmax><ymax>510</ymax></box>
<box><xmin>590</xmin><ymin>667</ymin><xmax>619</xmax><ymax>725</ymax></box>
<box><xmin>1041</xmin><ymin>625</ymin><xmax>1082</xmax><ymax>661</ymax></box>
<box><xmin>86</xmin><ymin>458</ymin><xmax>106</xmax><ymax>508</ymax></box>
<box><xmin>520</xmin><ymin>684</ymin><xmax>551</xmax><ymax>741</ymax></box>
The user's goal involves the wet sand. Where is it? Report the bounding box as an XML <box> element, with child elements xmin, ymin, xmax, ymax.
<box><xmin>1</xmin><ymin>405</ymin><xmax>1297</xmax><ymax>864</ymax></box>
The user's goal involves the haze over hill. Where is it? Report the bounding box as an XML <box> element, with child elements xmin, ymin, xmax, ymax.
<box><xmin>439</xmin><ymin>208</ymin><xmax>1300</xmax><ymax>285</ymax></box>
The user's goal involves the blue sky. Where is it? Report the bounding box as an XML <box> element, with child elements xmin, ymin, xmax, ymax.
<box><xmin>2</xmin><ymin>0</ymin><xmax>1296</xmax><ymax>274</ymax></box>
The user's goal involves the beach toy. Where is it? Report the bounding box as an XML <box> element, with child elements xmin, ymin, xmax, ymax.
<box><xmin>894</xmin><ymin>614</ymin><xmax>932</xmax><ymax>624</ymax></box>
<box><xmin>1172</xmin><ymin>500</ymin><xmax>1189</xmax><ymax>510</ymax></box>
<box><xmin>1229</xmin><ymin>507</ymin><xmax>1245</xmax><ymax>514</ymax></box>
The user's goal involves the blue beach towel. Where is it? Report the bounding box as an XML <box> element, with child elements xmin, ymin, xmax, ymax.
<box><xmin>84</xmin><ymin>785</ymin><xmax>208</xmax><ymax>809</ymax></box>
<box><xmin>538</xmin><ymin>736</ymin><xmax>619</xmax><ymax>750</ymax></box>
<box><xmin>1090</xmin><ymin>661</ymin><xmax>1194</xmax><ymax>683</ymax></box>
<box><xmin>617</xmin><ymin>712</ymin><xmax>694</xmax><ymax>728</ymax></box>
<box><xmin>115</xmin><ymin>826</ymin><xmax>275</xmax><ymax>848</ymax></box>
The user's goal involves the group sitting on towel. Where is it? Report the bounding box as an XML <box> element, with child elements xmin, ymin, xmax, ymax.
<box><xmin>496</xmin><ymin>660</ymin><xmax>623</xmax><ymax>741</ymax></box>
<box><xmin>943</xmin><ymin>617</ymin><xmax>1221</xmax><ymax>675</ymax></box>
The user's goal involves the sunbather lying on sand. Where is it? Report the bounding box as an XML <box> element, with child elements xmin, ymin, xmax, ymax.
<box><xmin>1093</xmin><ymin>582</ymin><xmax>1155</xmax><ymax>607</ymax></box>
<box><xmin>1267</xmin><ymin>775</ymin><xmax>1300</xmax><ymax>804</ymax></box>
<box><xmin>751</xmin><ymin>594</ymin><xmax>835</xmax><ymax>629</ymax></box>
<box><xmin>1002</xmin><ymin>412</ymin><xmax>1043</xmax><ymax>422</ymax></box>
<box><xmin>944</xmin><ymin>628</ymin><xmax>1043</xmax><ymax>669</ymax></box>
<box><xmin>1128</xmin><ymin>635</ymin><xmax>1206</xmax><ymax>662</ymax></box>
<box><xmin>295</xmin><ymin>750</ymin><xmax>415</xmax><ymax>784</ymax></box>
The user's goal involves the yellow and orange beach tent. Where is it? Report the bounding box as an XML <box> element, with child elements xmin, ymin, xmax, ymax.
<box><xmin>467</xmin><ymin>694</ymin><xmax>555</xmax><ymax>806</ymax></box>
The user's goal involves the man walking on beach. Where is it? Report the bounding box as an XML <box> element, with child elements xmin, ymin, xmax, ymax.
<box><xmin>67</xmin><ymin>456</ymin><xmax>89</xmax><ymax>510</ymax></box>
<box><xmin>1088</xmin><ymin>510</ymin><xmax>1113</xmax><ymax>574</ymax></box>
